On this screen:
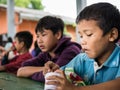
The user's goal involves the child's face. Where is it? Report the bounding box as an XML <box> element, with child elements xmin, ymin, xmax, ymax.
<box><xmin>14</xmin><ymin>37</ymin><xmax>23</xmax><ymax>53</ymax></box>
<box><xmin>77</xmin><ymin>20</ymin><xmax>113</xmax><ymax>59</ymax></box>
<box><xmin>36</xmin><ymin>30</ymin><xmax>60</xmax><ymax>53</ymax></box>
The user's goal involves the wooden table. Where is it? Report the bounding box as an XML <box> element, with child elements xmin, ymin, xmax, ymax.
<box><xmin>0</xmin><ymin>72</ymin><xmax>44</xmax><ymax>90</ymax></box>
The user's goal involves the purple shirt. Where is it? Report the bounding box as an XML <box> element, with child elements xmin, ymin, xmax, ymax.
<box><xmin>22</xmin><ymin>36</ymin><xmax>81</xmax><ymax>82</ymax></box>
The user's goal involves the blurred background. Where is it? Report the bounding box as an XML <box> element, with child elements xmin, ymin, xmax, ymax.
<box><xmin>0</xmin><ymin>0</ymin><xmax>120</xmax><ymax>50</ymax></box>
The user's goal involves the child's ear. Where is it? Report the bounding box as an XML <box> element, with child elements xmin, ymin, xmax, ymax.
<box><xmin>55</xmin><ymin>31</ymin><xmax>62</xmax><ymax>39</ymax></box>
<box><xmin>20</xmin><ymin>41</ymin><xmax>25</xmax><ymax>47</ymax></box>
<box><xmin>109</xmin><ymin>28</ymin><xmax>118</xmax><ymax>41</ymax></box>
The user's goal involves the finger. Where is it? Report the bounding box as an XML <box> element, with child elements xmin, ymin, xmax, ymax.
<box><xmin>55</xmin><ymin>70</ymin><xmax>66</xmax><ymax>79</ymax></box>
<box><xmin>43</xmin><ymin>66</ymin><xmax>51</xmax><ymax>75</ymax></box>
<box><xmin>46</xmin><ymin>75</ymin><xmax>65</xmax><ymax>90</ymax></box>
<box><xmin>44</xmin><ymin>61</ymin><xmax>54</xmax><ymax>75</ymax></box>
<box><xmin>44</xmin><ymin>61</ymin><xmax>52</xmax><ymax>70</ymax></box>
<box><xmin>55</xmin><ymin>69</ymin><xmax>63</xmax><ymax>73</ymax></box>
<box><xmin>52</xmin><ymin>64</ymin><xmax>60</xmax><ymax>71</ymax></box>
<box><xmin>45</xmin><ymin>61</ymin><xmax>57</xmax><ymax>72</ymax></box>
<box><xmin>56</xmin><ymin>86</ymin><xmax>62</xmax><ymax>90</ymax></box>
<box><xmin>0</xmin><ymin>46</ymin><xmax>5</xmax><ymax>51</ymax></box>
<box><xmin>45</xmin><ymin>61</ymin><xmax>53</xmax><ymax>68</ymax></box>
<box><xmin>46</xmin><ymin>74</ymin><xmax>64</xmax><ymax>82</ymax></box>
<box><xmin>46</xmin><ymin>80</ymin><xmax>60</xmax><ymax>86</ymax></box>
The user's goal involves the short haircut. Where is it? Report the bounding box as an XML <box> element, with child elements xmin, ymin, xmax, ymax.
<box><xmin>76</xmin><ymin>2</ymin><xmax>120</xmax><ymax>42</ymax></box>
<box><xmin>15</xmin><ymin>31</ymin><xmax>33</xmax><ymax>49</ymax></box>
<box><xmin>35</xmin><ymin>15</ymin><xmax>64</xmax><ymax>37</ymax></box>
<box><xmin>8</xmin><ymin>37</ymin><xmax>13</xmax><ymax>43</ymax></box>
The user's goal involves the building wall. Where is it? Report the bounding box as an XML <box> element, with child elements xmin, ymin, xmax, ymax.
<box><xmin>0</xmin><ymin>7</ymin><xmax>77</xmax><ymax>50</ymax></box>
<box><xmin>0</xmin><ymin>8</ymin><xmax>7</xmax><ymax>34</ymax></box>
<box><xmin>66</xmin><ymin>25</ymin><xmax>76</xmax><ymax>41</ymax></box>
<box><xmin>17</xmin><ymin>19</ymin><xmax>37</xmax><ymax>41</ymax></box>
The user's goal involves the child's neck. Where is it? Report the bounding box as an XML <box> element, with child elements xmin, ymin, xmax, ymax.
<box><xmin>49</xmin><ymin>52</ymin><xmax>55</xmax><ymax>58</ymax></box>
<box><xmin>95</xmin><ymin>44</ymin><xmax>116</xmax><ymax>66</ymax></box>
<box><xmin>19</xmin><ymin>49</ymin><xmax>28</xmax><ymax>55</ymax></box>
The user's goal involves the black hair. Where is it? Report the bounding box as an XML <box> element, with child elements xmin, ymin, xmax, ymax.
<box><xmin>35</xmin><ymin>15</ymin><xmax>64</xmax><ymax>37</ymax></box>
<box><xmin>34</xmin><ymin>40</ymin><xmax>39</xmax><ymax>49</ymax></box>
<box><xmin>8</xmin><ymin>37</ymin><xmax>13</xmax><ymax>43</ymax></box>
<box><xmin>15</xmin><ymin>31</ymin><xmax>33</xmax><ymax>49</ymax></box>
<box><xmin>76</xmin><ymin>2</ymin><xmax>120</xmax><ymax>42</ymax></box>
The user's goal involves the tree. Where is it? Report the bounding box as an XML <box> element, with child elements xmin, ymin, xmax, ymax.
<box><xmin>0</xmin><ymin>0</ymin><xmax>44</xmax><ymax>10</ymax></box>
<box><xmin>30</xmin><ymin>0</ymin><xmax>44</xmax><ymax>10</ymax></box>
<box><xmin>14</xmin><ymin>0</ymin><xmax>30</xmax><ymax>8</ymax></box>
<box><xmin>0</xmin><ymin>0</ymin><xmax>7</xmax><ymax>4</ymax></box>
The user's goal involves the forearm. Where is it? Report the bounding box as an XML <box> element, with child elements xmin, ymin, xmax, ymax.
<box><xmin>0</xmin><ymin>65</ymin><xmax>6</xmax><ymax>71</ymax></box>
<box><xmin>17</xmin><ymin>66</ymin><xmax>44</xmax><ymax>77</ymax></box>
<box><xmin>73</xmin><ymin>78</ymin><xmax>120</xmax><ymax>90</ymax></box>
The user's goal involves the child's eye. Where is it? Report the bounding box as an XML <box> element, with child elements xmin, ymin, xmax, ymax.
<box><xmin>78</xmin><ymin>33</ymin><xmax>83</xmax><ymax>38</ymax></box>
<box><xmin>42</xmin><ymin>34</ymin><xmax>47</xmax><ymax>36</ymax></box>
<box><xmin>36</xmin><ymin>35</ymin><xmax>39</xmax><ymax>38</ymax></box>
<box><xmin>80</xmin><ymin>35</ymin><xmax>83</xmax><ymax>38</ymax></box>
<box><xmin>87</xmin><ymin>34</ymin><xmax>92</xmax><ymax>37</ymax></box>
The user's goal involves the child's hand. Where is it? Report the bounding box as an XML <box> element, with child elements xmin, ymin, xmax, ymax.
<box><xmin>0</xmin><ymin>66</ymin><xmax>5</xmax><ymax>71</ymax></box>
<box><xmin>9</xmin><ymin>45</ymin><xmax>16</xmax><ymax>51</ymax></box>
<box><xmin>46</xmin><ymin>69</ymin><xmax>74</xmax><ymax>90</ymax></box>
<box><xmin>0</xmin><ymin>46</ymin><xmax>5</xmax><ymax>53</ymax></box>
<box><xmin>43</xmin><ymin>61</ymin><xmax>60</xmax><ymax>75</ymax></box>
<box><xmin>0</xmin><ymin>46</ymin><xmax>6</xmax><ymax>60</ymax></box>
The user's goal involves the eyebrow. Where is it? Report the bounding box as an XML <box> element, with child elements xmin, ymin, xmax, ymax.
<box><xmin>78</xmin><ymin>29</ymin><xmax>91</xmax><ymax>34</ymax></box>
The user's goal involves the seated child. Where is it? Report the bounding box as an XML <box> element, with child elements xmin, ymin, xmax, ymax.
<box><xmin>43</xmin><ymin>2</ymin><xmax>120</xmax><ymax>90</ymax></box>
<box><xmin>0</xmin><ymin>31</ymin><xmax>33</xmax><ymax>74</ymax></box>
<box><xmin>17</xmin><ymin>16</ymin><xmax>82</xmax><ymax>82</ymax></box>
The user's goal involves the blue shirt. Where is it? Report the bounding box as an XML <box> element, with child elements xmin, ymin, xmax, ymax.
<box><xmin>61</xmin><ymin>45</ymin><xmax>120</xmax><ymax>85</ymax></box>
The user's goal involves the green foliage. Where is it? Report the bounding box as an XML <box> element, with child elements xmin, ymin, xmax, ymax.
<box><xmin>15</xmin><ymin>0</ymin><xmax>30</xmax><ymax>8</ymax></box>
<box><xmin>0</xmin><ymin>0</ymin><xmax>44</xmax><ymax>10</ymax></box>
<box><xmin>0</xmin><ymin>0</ymin><xmax>7</xmax><ymax>4</ymax></box>
<box><xmin>30</xmin><ymin>0</ymin><xmax>44</xmax><ymax>10</ymax></box>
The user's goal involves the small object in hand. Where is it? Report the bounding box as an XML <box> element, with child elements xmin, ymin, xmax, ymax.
<box><xmin>44</xmin><ymin>72</ymin><xmax>61</xmax><ymax>90</ymax></box>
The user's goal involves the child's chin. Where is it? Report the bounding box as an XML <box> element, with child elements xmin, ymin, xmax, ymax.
<box><xmin>41</xmin><ymin>50</ymin><xmax>47</xmax><ymax>52</ymax></box>
<box><xmin>87</xmin><ymin>54</ymin><xmax>95</xmax><ymax>59</ymax></box>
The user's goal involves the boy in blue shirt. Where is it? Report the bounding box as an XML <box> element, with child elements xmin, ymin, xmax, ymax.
<box><xmin>43</xmin><ymin>2</ymin><xmax>120</xmax><ymax>90</ymax></box>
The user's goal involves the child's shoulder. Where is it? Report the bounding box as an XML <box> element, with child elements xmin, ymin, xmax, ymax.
<box><xmin>73</xmin><ymin>53</ymin><xmax>93</xmax><ymax>62</ymax></box>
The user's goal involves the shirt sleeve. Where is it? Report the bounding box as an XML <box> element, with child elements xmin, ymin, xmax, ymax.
<box><xmin>30</xmin><ymin>71</ymin><xmax>45</xmax><ymax>82</ymax></box>
<box><xmin>5</xmin><ymin>55</ymin><xmax>31</xmax><ymax>71</ymax></box>
<box><xmin>22</xmin><ymin>53</ymin><xmax>45</xmax><ymax>66</ymax></box>
<box><xmin>116</xmin><ymin>65</ymin><xmax>120</xmax><ymax>78</ymax></box>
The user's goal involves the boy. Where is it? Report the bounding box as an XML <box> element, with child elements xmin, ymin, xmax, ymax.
<box><xmin>17</xmin><ymin>16</ymin><xmax>81</xmax><ymax>82</ymax></box>
<box><xmin>0</xmin><ymin>31</ymin><xmax>33</xmax><ymax>74</ymax></box>
<box><xmin>43</xmin><ymin>2</ymin><xmax>120</xmax><ymax>90</ymax></box>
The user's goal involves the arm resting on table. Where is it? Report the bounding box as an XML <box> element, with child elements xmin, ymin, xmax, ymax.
<box><xmin>17</xmin><ymin>66</ymin><xmax>44</xmax><ymax>77</ymax></box>
<box><xmin>73</xmin><ymin>78</ymin><xmax>120</xmax><ymax>90</ymax></box>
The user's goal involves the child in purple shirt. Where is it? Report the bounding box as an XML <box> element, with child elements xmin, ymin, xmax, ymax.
<box><xmin>17</xmin><ymin>16</ymin><xmax>81</xmax><ymax>82</ymax></box>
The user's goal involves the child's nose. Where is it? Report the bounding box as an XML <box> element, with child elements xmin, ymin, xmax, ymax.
<box><xmin>37</xmin><ymin>38</ymin><xmax>43</xmax><ymax>43</ymax></box>
<box><xmin>80</xmin><ymin>38</ymin><xmax>87</xmax><ymax>45</ymax></box>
